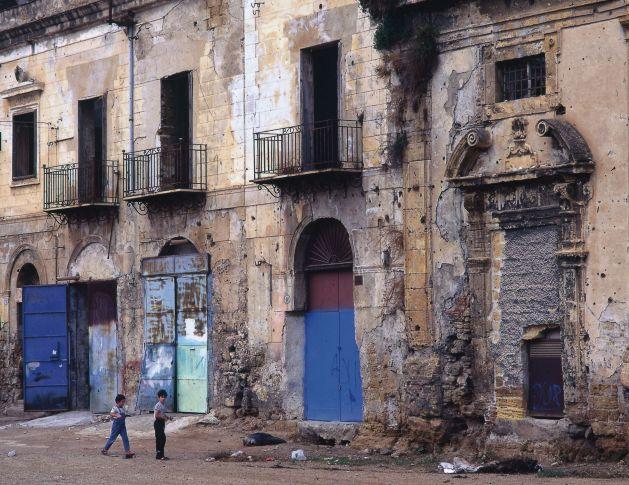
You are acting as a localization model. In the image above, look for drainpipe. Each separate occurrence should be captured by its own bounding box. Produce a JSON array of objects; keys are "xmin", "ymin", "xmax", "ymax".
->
[{"xmin": 128, "ymin": 22, "xmax": 135, "ymax": 156}]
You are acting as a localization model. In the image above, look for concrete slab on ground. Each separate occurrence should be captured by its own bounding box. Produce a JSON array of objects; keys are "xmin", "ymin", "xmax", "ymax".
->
[
  {"xmin": 298, "ymin": 420, "xmax": 360, "ymax": 443},
  {"xmin": 18, "ymin": 411, "xmax": 96, "ymax": 429},
  {"xmin": 79, "ymin": 413, "xmax": 204, "ymax": 438}
]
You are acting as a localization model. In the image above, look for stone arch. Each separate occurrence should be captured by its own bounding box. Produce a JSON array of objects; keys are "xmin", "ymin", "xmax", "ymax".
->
[
  {"xmin": 67, "ymin": 238, "xmax": 120, "ymax": 281},
  {"xmin": 159, "ymin": 236, "xmax": 200, "ymax": 256},
  {"xmin": 288, "ymin": 217, "xmax": 355, "ymax": 311},
  {"xmin": 5, "ymin": 244, "xmax": 47, "ymax": 293},
  {"xmin": 4, "ymin": 246, "xmax": 46, "ymax": 402}
]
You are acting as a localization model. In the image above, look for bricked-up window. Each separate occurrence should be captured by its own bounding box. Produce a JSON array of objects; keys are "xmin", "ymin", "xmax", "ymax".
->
[
  {"xmin": 528, "ymin": 329, "xmax": 564, "ymax": 418},
  {"xmin": 497, "ymin": 54, "xmax": 546, "ymax": 102},
  {"xmin": 12, "ymin": 111, "xmax": 37, "ymax": 180}
]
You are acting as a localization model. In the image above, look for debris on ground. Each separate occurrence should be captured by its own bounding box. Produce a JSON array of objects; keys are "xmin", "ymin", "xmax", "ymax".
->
[
  {"xmin": 439, "ymin": 457, "xmax": 479, "ymax": 474},
  {"xmin": 439, "ymin": 457, "xmax": 539, "ymax": 474},
  {"xmin": 197, "ymin": 410, "xmax": 220, "ymax": 427},
  {"xmin": 478, "ymin": 458, "xmax": 540, "ymax": 474},
  {"xmin": 7, "ymin": 450, "xmax": 16, "ymax": 457},
  {"xmin": 230, "ymin": 450, "xmax": 244, "ymax": 458},
  {"xmin": 291, "ymin": 449, "xmax": 306, "ymax": 461},
  {"xmin": 243, "ymin": 432, "xmax": 286, "ymax": 447}
]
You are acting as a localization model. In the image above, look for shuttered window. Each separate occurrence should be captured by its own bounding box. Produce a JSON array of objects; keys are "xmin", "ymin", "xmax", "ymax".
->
[
  {"xmin": 12, "ymin": 111, "xmax": 37, "ymax": 179},
  {"xmin": 528, "ymin": 333, "xmax": 564, "ymax": 418}
]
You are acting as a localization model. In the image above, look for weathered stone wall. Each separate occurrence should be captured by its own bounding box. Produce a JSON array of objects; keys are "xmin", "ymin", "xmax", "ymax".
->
[
  {"xmin": 0, "ymin": 0, "xmax": 626, "ymax": 460},
  {"xmin": 424, "ymin": 0, "xmax": 628, "ymax": 458}
]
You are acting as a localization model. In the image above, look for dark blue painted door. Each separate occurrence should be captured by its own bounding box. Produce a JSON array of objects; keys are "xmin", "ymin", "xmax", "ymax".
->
[
  {"xmin": 22, "ymin": 285, "xmax": 69, "ymax": 411},
  {"xmin": 304, "ymin": 270, "xmax": 362, "ymax": 422},
  {"xmin": 305, "ymin": 310, "xmax": 340, "ymax": 421}
]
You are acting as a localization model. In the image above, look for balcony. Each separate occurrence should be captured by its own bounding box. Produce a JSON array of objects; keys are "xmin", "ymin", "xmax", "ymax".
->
[
  {"xmin": 253, "ymin": 119, "xmax": 363, "ymax": 185},
  {"xmin": 43, "ymin": 160, "xmax": 119, "ymax": 214},
  {"xmin": 123, "ymin": 143, "xmax": 207, "ymax": 202}
]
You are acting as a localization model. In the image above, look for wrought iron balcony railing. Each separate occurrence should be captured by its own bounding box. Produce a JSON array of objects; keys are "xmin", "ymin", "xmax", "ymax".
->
[
  {"xmin": 253, "ymin": 119, "xmax": 363, "ymax": 181},
  {"xmin": 43, "ymin": 160, "xmax": 119, "ymax": 211},
  {"xmin": 123, "ymin": 143, "xmax": 207, "ymax": 199}
]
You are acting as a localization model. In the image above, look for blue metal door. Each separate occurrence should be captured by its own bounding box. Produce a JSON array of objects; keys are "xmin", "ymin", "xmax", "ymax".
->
[
  {"xmin": 22, "ymin": 285, "xmax": 69, "ymax": 411},
  {"xmin": 304, "ymin": 270, "xmax": 363, "ymax": 422}
]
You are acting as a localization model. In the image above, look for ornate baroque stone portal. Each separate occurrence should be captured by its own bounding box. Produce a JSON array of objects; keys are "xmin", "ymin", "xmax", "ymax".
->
[{"xmin": 446, "ymin": 118, "xmax": 593, "ymax": 424}]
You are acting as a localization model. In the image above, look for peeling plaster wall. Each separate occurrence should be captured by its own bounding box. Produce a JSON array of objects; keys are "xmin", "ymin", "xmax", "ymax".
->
[
  {"xmin": 425, "ymin": 0, "xmax": 628, "ymax": 457},
  {"xmin": 0, "ymin": 0, "xmax": 626, "ymax": 458}
]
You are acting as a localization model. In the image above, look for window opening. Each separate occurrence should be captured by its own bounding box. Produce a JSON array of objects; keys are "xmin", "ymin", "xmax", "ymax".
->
[
  {"xmin": 78, "ymin": 96, "xmax": 106, "ymax": 203},
  {"xmin": 301, "ymin": 43, "xmax": 339, "ymax": 168},
  {"xmin": 497, "ymin": 54, "xmax": 546, "ymax": 102},
  {"xmin": 528, "ymin": 328, "xmax": 564, "ymax": 418},
  {"xmin": 12, "ymin": 111, "xmax": 36, "ymax": 179},
  {"xmin": 160, "ymin": 72, "xmax": 192, "ymax": 189}
]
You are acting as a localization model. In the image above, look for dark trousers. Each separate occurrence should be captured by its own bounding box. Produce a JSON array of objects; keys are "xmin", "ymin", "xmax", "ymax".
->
[{"xmin": 154, "ymin": 419, "xmax": 166, "ymax": 458}]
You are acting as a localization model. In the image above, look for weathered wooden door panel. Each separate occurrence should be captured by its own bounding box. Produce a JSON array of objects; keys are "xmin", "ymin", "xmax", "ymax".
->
[
  {"xmin": 305, "ymin": 310, "xmax": 340, "ymax": 421},
  {"xmin": 23, "ymin": 285, "xmax": 70, "ymax": 411},
  {"xmin": 88, "ymin": 283, "xmax": 117, "ymax": 413}
]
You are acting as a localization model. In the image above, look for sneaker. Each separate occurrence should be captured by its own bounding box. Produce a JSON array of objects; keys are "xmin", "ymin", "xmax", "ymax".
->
[
  {"xmin": 125, "ymin": 452, "xmax": 135, "ymax": 459},
  {"xmin": 101, "ymin": 449, "xmax": 108, "ymax": 455},
  {"xmin": 159, "ymin": 456, "xmax": 170, "ymax": 461}
]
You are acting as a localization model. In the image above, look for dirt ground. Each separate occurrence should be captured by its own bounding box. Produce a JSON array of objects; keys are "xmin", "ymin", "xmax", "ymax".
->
[{"xmin": 0, "ymin": 413, "xmax": 626, "ymax": 485}]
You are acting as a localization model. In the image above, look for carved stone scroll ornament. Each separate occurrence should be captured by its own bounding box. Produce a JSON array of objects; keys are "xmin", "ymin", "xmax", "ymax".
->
[{"xmin": 445, "ymin": 128, "xmax": 492, "ymax": 179}]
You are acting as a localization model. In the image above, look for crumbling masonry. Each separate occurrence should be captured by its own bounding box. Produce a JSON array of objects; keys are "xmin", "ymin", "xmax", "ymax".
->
[{"xmin": 0, "ymin": 0, "xmax": 626, "ymax": 460}]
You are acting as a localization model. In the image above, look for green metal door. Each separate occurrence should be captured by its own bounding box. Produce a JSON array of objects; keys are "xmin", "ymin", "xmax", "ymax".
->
[{"xmin": 175, "ymin": 274, "xmax": 208, "ymax": 413}]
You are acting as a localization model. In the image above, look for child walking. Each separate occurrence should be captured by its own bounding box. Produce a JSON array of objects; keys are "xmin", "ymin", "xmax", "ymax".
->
[
  {"xmin": 154, "ymin": 389, "xmax": 172, "ymax": 460},
  {"xmin": 101, "ymin": 394, "xmax": 134, "ymax": 458}
]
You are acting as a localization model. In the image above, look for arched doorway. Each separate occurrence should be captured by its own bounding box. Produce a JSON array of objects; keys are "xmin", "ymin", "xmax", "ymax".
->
[
  {"xmin": 15, "ymin": 263, "xmax": 40, "ymax": 400},
  {"xmin": 302, "ymin": 219, "xmax": 363, "ymax": 421}
]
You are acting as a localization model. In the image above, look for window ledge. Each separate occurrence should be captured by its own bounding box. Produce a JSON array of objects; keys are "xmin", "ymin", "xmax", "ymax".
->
[
  {"xmin": 483, "ymin": 93, "xmax": 559, "ymax": 121},
  {"xmin": 11, "ymin": 178, "xmax": 39, "ymax": 188}
]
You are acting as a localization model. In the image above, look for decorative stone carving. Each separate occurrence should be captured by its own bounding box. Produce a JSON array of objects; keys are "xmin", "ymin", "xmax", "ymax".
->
[{"xmin": 505, "ymin": 118, "xmax": 537, "ymax": 168}]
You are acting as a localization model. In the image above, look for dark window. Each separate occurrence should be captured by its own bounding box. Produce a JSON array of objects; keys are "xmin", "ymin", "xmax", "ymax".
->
[
  {"xmin": 497, "ymin": 54, "xmax": 546, "ymax": 102},
  {"xmin": 78, "ymin": 96, "xmax": 106, "ymax": 203},
  {"xmin": 301, "ymin": 43, "xmax": 339, "ymax": 168},
  {"xmin": 12, "ymin": 111, "xmax": 36, "ymax": 179},
  {"xmin": 160, "ymin": 72, "xmax": 192, "ymax": 188},
  {"xmin": 528, "ymin": 329, "xmax": 564, "ymax": 418}
]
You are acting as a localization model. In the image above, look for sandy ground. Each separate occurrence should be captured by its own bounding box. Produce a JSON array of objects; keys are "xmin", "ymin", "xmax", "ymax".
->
[{"xmin": 0, "ymin": 413, "xmax": 626, "ymax": 485}]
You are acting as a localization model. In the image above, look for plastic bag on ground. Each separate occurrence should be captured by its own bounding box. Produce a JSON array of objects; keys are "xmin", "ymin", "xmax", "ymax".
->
[{"xmin": 291, "ymin": 449, "xmax": 306, "ymax": 461}]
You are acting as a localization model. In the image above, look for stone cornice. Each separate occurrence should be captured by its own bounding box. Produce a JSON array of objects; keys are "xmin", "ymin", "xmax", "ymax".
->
[
  {"xmin": 0, "ymin": 80, "xmax": 43, "ymax": 99},
  {"xmin": 0, "ymin": 0, "xmax": 168, "ymax": 52}
]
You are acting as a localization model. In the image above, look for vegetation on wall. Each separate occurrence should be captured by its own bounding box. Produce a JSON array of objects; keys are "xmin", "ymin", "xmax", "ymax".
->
[{"xmin": 359, "ymin": 0, "xmax": 439, "ymax": 165}]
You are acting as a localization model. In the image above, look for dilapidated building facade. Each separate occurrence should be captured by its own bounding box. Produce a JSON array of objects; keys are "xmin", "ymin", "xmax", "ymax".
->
[{"xmin": 0, "ymin": 0, "xmax": 626, "ymax": 460}]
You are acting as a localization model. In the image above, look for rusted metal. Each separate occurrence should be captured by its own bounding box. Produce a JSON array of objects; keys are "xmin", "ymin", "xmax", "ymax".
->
[
  {"xmin": 87, "ymin": 282, "xmax": 118, "ymax": 413},
  {"xmin": 138, "ymin": 254, "xmax": 211, "ymax": 413}
]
